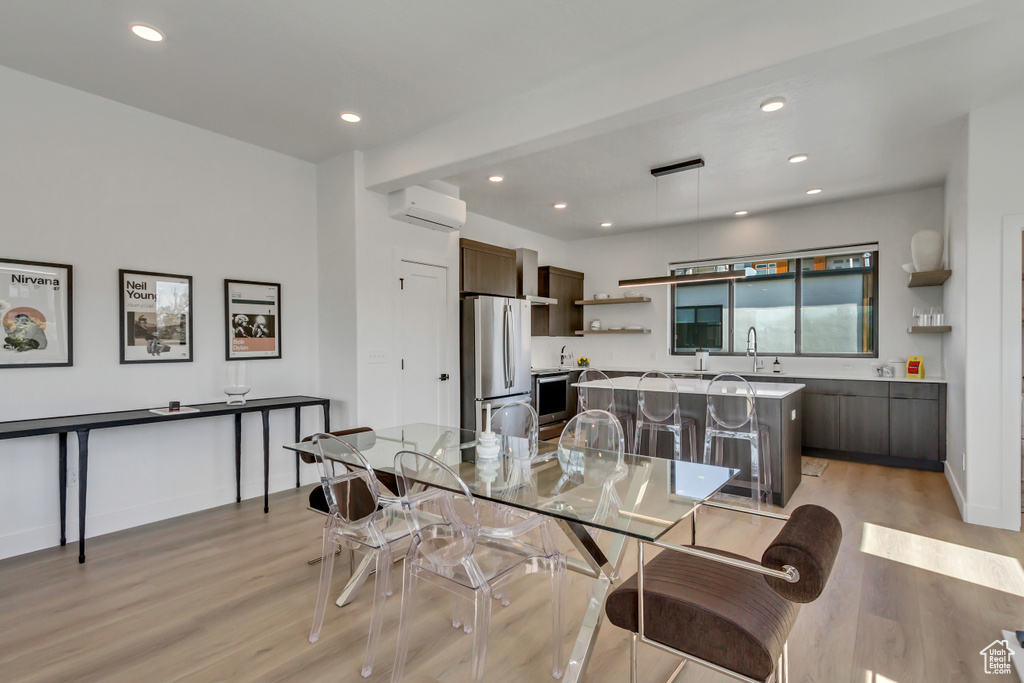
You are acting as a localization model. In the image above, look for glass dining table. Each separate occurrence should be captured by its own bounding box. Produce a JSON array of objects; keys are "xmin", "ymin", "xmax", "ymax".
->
[{"xmin": 285, "ymin": 423, "xmax": 738, "ymax": 683}]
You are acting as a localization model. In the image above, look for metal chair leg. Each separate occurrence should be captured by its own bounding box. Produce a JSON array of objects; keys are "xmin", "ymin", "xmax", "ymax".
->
[{"xmin": 630, "ymin": 632, "xmax": 638, "ymax": 683}]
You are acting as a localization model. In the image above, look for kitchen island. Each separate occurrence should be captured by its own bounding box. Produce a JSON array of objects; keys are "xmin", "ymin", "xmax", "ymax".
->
[{"xmin": 575, "ymin": 376, "xmax": 803, "ymax": 506}]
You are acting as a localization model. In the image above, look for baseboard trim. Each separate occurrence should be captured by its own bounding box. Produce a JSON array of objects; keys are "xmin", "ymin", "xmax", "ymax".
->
[
  {"xmin": 944, "ymin": 462, "xmax": 966, "ymax": 519},
  {"xmin": 0, "ymin": 473, "xmax": 310, "ymax": 561}
]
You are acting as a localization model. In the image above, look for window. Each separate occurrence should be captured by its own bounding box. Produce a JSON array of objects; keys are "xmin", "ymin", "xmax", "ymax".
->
[{"xmin": 670, "ymin": 247, "xmax": 877, "ymax": 357}]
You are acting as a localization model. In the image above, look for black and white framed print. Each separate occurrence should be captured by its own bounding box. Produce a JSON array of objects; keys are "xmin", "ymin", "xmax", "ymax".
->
[
  {"xmin": 119, "ymin": 269, "xmax": 193, "ymax": 364},
  {"xmin": 225, "ymin": 279, "xmax": 281, "ymax": 360},
  {"xmin": 0, "ymin": 257, "xmax": 73, "ymax": 368}
]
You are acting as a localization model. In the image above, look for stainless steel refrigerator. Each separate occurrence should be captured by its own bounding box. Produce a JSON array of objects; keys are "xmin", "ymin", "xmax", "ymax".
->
[{"xmin": 460, "ymin": 296, "xmax": 532, "ymax": 432}]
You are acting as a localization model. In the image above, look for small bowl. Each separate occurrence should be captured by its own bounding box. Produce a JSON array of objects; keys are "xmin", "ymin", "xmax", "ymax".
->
[
  {"xmin": 594, "ymin": 293, "xmax": 610, "ymax": 300},
  {"xmin": 901, "ymin": 263, "xmax": 915, "ymax": 274}
]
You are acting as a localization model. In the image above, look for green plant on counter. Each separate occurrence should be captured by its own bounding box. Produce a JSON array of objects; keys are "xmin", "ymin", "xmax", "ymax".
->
[{"xmin": 577, "ymin": 357, "xmax": 590, "ymax": 367}]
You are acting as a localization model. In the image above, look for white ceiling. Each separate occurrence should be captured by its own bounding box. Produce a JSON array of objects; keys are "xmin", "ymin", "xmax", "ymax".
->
[
  {"xmin": 445, "ymin": 13, "xmax": 1024, "ymax": 239},
  {"xmin": 0, "ymin": 0, "xmax": 721, "ymax": 162},
  {"xmin": 1, "ymin": 1, "xmax": 1022, "ymax": 239}
]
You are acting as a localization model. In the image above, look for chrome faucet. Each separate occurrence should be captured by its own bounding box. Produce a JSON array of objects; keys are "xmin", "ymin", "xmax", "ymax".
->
[
  {"xmin": 560, "ymin": 345, "xmax": 567, "ymax": 367},
  {"xmin": 746, "ymin": 326, "xmax": 758, "ymax": 372}
]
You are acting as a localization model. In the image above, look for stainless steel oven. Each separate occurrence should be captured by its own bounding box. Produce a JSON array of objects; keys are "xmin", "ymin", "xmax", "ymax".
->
[{"xmin": 534, "ymin": 372, "xmax": 569, "ymax": 426}]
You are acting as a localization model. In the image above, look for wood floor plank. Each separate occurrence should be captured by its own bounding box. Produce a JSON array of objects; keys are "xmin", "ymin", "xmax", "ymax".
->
[{"xmin": 1, "ymin": 461, "xmax": 1022, "ymax": 682}]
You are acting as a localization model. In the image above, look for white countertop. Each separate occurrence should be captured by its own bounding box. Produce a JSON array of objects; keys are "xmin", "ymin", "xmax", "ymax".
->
[
  {"xmin": 575, "ymin": 376, "xmax": 804, "ymax": 399},
  {"xmin": 539, "ymin": 365, "xmax": 946, "ymax": 384}
]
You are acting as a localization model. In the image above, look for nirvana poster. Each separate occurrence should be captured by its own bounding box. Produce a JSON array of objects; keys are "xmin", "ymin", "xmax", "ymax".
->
[{"xmin": 0, "ymin": 258, "xmax": 73, "ymax": 368}]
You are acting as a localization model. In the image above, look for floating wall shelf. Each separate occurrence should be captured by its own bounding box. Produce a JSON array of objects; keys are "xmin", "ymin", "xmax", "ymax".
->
[
  {"xmin": 907, "ymin": 325, "xmax": 952, "ymax": 334},
  {"xmin": 575, "ymin": 297, "xmax": 651, "ymax": 305},
  {"xmin": 575, "ymin": 328, "xmax": 651, "ymax": 335},
  {"xmin": 907, "ymin": 270, "xmax": 951, "ymax": 287}
]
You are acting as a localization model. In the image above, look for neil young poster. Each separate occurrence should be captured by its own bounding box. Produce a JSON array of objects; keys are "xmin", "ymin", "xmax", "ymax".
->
[
  {"xmin": 0, "ymin": 258, "xmax": 73, "ymax": 368},
  {"xmin": 119, "ymin": 269, "xmax": 193, "ymax": 364}
]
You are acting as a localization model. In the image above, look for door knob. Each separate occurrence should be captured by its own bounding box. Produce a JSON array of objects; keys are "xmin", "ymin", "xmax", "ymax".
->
[{"xmin": 438, "ymin": 373, "xmax": 450, "ymax": 381}]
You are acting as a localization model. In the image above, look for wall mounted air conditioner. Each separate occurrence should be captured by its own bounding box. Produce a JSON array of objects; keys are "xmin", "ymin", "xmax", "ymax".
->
[{"xmin": 387, "ymin": 186, "xmax": 466, "ymax": 232}]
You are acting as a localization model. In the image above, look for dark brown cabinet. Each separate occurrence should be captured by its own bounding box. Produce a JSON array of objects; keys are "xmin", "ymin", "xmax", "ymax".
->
[
  {"xmin": 801, "ymin": 394, "xmax": 839, "ymax": 450},
  {"xmin": 460, "ymin": 239, "xmax": 516, "ymax": 297},
  {"xmin": 889, "ymin": 398, "xmax": 940, "ymax": 461},
  {"xmin": 532, "ymin": 266, "xmax": 584, "ymax": 337},
  {"xmin": 839, "ymin": 395, "xmax": 890, "ymax": 455}
]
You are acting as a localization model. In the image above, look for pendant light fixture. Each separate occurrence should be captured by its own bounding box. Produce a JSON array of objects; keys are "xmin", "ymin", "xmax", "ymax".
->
[{"xmin": 618, "ymin": 157, "xmax": 754, "ymax": 288}]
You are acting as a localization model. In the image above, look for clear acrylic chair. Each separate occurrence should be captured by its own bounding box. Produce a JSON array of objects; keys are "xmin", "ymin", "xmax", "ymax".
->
[
  {"xmin": 702, "ymin": 374, "xmax": 773, "ymax": 517},
  {"xmin": 578, "ymin": 368, "xmax": 634, "ymax": 447},
  {"xmin": 391, "ymin": 450, "xmax": 567, "ymax": 683},
  {"xmin": 482, "ymin": 401, "xmax": 544, "ymax": 610},
  {"xmin": 552, "ymin": 409, "xmax": 628, "ymax": 533},
  {"xmin": 490, "ymin": 400, "xmax": 541, "ymax": 517},
  {"xmin": 633, "ymin": 371, "xmax": 698, "ymax": 461},
  {"xmin": 307, "ymin": 433, "xmax": 412, "ymax": 678}
]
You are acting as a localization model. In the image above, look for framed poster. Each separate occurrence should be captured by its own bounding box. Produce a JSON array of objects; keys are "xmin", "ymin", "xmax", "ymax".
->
[
  {"xmin": 225, "ymin": 279, "xmax": 281, "ymax": 360},
  {"xmin": 0, "ymin": 258, "xmax": 73, "ymax": 368},
  {"xmin": 119, "ymin": 269, "xmax": 193, "ymax": 364}
]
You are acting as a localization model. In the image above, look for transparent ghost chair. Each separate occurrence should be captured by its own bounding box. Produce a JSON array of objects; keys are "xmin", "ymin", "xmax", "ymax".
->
[
  {"xmin": 307, "ymin": 433, "xmax": 412, "ymax": 679},
  {"xmin": 633, "ymin": 371, "xmax": 698, "ymax": 461},
  {"xmin": 702, "ymin": 373, "xmax": 773, "ymax": 518},
  {"xmin": 490, "ymin": 400, "xmax": 541, "ymax": 514},
  {"xmin": 551, "ymin": 409, "xmax": 628, "ymax": 534},
  {"xmin": 577, "ymin": 368, "xmax": 634, "ymax": 447},
  {"xmin": 391, "ymin": 450, "xmax": 567, "ymax": 682}
]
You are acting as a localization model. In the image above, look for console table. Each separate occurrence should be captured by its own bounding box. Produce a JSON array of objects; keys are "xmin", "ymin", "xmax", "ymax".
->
[{"xmin": 0, "ymin": 395, "xmax": 330, "ymax": 563}]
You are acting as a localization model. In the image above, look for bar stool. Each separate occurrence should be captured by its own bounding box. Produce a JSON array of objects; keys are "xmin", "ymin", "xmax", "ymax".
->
[
  {"xmin": 702, "ymin": 373, "xmax": 773, "ymax": 514},
  {"xmin": 633, "ymin": 371, "xmax": 698, "ymax": 461},
  {"xmin": 578, "ymin": 368, "xmax": 634, "ymax": 448}
]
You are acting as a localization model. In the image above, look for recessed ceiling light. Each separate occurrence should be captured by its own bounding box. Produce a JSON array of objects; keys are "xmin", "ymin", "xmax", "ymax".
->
[
  {"xmin": 489, "ymin": 176, "xmax": 503, "ymax": 183},
  {"xmin": 734, "ymin": 210, "xmax": 749, "ymax": 216},
  {"xmin": 760, "ymin": 98, "xmax": 785, "ymax": 113},
  {"xmin": 553, "ymin": 203, "xmax": 567, "ymax": 209},
  {"xmin": 788, "ymin": 154, "xmax": 809, "ymax": 163},
  {"xmin": 131, "ymin": 25, "xmax": 163, "ymax": 42},
  {"xmin": 806, "ymin": 188, "xmax": 822, "ymax": 195},
  {"xmin": 340, "ymin": 112, "xmax": 361, "ymax": 123},
  {"xmin": 600, "ymin": 222, "xmax": 612, "ymax": 227}
]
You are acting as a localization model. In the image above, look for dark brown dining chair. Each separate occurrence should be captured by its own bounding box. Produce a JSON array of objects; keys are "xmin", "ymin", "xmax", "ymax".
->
[{"xmin": 606, "ymin": 504, "xmax": 842, "ymax": 683}]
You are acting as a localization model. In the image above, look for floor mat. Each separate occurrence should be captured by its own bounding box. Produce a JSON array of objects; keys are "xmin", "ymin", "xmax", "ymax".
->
[{"xmin": 801, "ymin": 456, "xmax": 830, "ymax": 477}]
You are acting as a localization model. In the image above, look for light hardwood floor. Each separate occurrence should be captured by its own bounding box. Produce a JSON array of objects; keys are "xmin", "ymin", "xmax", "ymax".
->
[{"xmin": 1, "ymin": 460, "xmax": 1022, "ymax": 683}]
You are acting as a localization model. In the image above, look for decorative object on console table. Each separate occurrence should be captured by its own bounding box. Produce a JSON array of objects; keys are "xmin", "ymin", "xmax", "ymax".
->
[
  {"xmin": 225, "ymin": 279, "xmax": 281, "ymax": 360},
  {"xmin": 0, "ymin": 257, "xmax": 73, "ymax": 368},
  {"xmin": 910, "ymin": 229, "xmax": 944, "ymax": 272},
  {"xmin": 119, "ymin": 269, "xmax": 193, "ymax": 364},
  {"xmin": 225, "ymin": 361, "xmax": 251, "ymax": 405}
]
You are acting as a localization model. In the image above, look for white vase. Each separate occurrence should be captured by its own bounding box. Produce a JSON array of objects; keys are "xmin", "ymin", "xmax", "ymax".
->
[{"xmin": 911, "ymin": 230, "xmax": 943, "ymax": 272}]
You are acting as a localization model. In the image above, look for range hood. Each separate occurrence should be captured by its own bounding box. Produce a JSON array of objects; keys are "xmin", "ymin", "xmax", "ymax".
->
[{"xmin": 516, "ymin": 248, "xmax": 557, "ymax": 305}]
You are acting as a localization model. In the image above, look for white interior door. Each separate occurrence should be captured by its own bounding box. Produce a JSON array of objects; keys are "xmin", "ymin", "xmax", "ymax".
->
[{"xmin": 398, "ymin": 260, "xmax": 450, "ymax": 426}]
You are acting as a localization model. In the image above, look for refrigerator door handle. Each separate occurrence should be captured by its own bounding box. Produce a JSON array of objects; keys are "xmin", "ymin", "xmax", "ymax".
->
[
  {"xmin": 507, "ymin": 304, "xmax": 516, "ymax": 389},
  {"xmin": 502, "ymin": 303, "xmax": 511, "ymax": 389}
]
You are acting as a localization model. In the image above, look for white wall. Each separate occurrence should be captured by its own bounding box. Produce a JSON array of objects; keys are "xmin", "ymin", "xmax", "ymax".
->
[
  {"xmin": 556, "ymin": 188, "xmax": 946, "ymax": 378},
  {"xmin": 961, "ymin": 93, "xmax": 1024, "ymax": 530},
  {"xmin": 0, "ymin": 66, "xmax": 321, "ymax": 560},
  {"xmin": 943, "ymin": 119, "xmax": 969, "ymax": 514},
  {"xmin": 316, "ymin": 153, "xmax": 359, "ymax": 429},
  {"xmin": 348, "ymin": 163, "xmax": 570, "ymax": 428}
]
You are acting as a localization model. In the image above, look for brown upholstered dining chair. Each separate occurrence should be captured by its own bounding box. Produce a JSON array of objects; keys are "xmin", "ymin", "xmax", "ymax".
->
[{"xmin": 606, "ymin": 504, "xmax": 842, "ymax": 683}]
